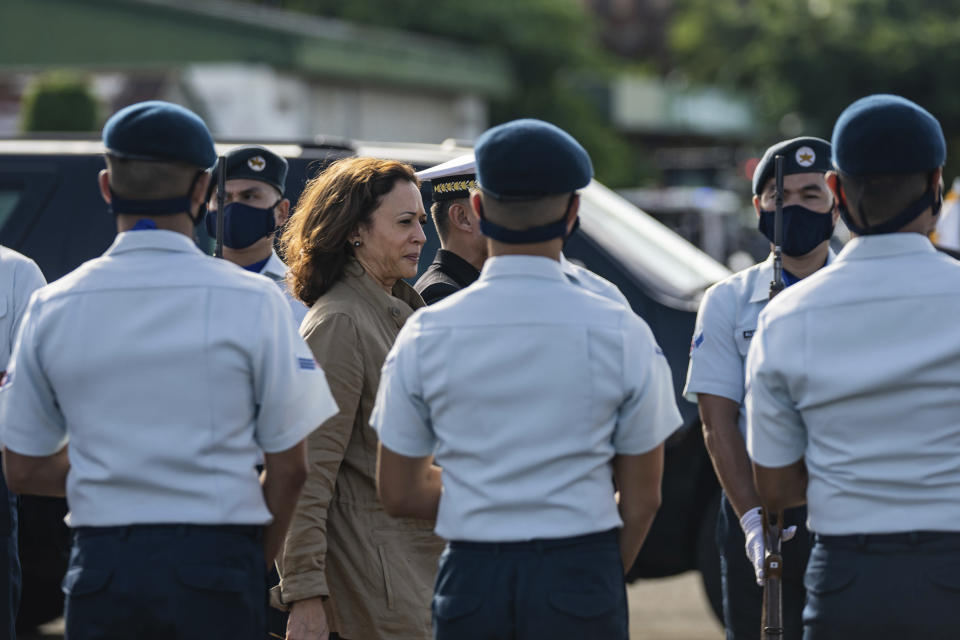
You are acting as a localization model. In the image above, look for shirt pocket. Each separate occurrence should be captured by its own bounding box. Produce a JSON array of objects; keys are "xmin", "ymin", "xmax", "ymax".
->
[{"xmin": 734, "ymin": 325, "xmax": 756, "ymax": 359}]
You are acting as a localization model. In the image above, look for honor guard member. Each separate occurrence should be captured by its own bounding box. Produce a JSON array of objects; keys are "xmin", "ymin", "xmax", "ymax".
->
[
  {"xmin": 746, "ymin": 95, "xmax": 960, "ymax": 639},
  {"xmin": 0, "ymin": 101, "xmax": 338, "ymax": 640},
  {"xmin": 0, "ymin": 247, "xmax": 45, "ymax": 639},
  {"xmin": 416, "ymin": 153, "xmax": 629, "ymax": 306},
  {"xmin": 372, "ymin": 119, "xmax": 682, "ymax": 640},
  {"xmin": 414, "ymin": 154, "xmax": 486, "ymax": 304},
  {"xmin": 205, "ymin": 145, "xmax": 307, "ymax": 326},
  {"xmin": 684, "ymin": 136, "xmax": 837, "ymax": 640}
]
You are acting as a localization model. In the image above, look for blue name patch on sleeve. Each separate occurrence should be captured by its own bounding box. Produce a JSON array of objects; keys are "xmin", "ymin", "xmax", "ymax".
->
[{"xmin": 297, "ymin": 357, "xmax": 316, "ymax": 371}]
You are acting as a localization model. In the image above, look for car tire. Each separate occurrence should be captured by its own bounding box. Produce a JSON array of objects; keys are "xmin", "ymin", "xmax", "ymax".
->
[{"xmin": 696, "ymin": 490, "xmax": 723, "ymax": 622}]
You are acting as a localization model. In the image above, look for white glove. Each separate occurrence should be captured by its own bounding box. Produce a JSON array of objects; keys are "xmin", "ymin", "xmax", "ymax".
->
[{"xmin": 739, "ymin": 507, "xmax": 797, "ymax": 586}]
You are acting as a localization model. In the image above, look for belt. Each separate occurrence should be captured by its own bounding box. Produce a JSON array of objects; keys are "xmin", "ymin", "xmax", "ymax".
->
[
  {"xmin": 449, "ymin": 528, "xmax": 618, "ymax": 552},
  {"xmin": 816, "ymin": 531, "xmax": 960, "ymax": 547},
  {"xmin": 74, "ymin": 523, "xmax": 263, "ymax": 540}
]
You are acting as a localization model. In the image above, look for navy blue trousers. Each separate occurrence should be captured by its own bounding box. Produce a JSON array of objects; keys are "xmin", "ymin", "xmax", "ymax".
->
[
  {"xmin": 717, "ymin": 494, "xmax": 811, "ymax": 640},
  {"xmin": 0, "ymin": 462, "xmax": 20, "ymax": 640},
  {"xmin": 804, "ymin": 532, "xmax": 960, "ymax": 640},
  {"xmin": 432, "ymin": 529, "xmax": 628, "ymax": 640},
  {"xmin": 63, "ymin": 524, "xmax": 266, "ymax": 640}
]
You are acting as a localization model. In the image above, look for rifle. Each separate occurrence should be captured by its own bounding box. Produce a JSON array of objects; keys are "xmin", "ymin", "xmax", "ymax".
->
[
  {"xmin": 761, "ymin": 157, "xmax": 786, "ymax": 637},
  {"xmin": 760, "ymin": 508, "xmax": 784, "ymax": 638},
  {"xmin": 214, "ymin": 155, "xmax": 226, "ymax": 258},
  {"xmin": 769, "ymin": 154, "xmax": 785, "ymax": 299}
]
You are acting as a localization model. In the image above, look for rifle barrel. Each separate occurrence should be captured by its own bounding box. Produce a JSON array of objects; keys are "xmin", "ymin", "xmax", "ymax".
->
[
  {"xmin": 214, "ymin": 156, "xmax": 226, "ymax": 259},
  {"xmin": 770, "ymin": 155, "xmax": 785, "ymax": 299}
]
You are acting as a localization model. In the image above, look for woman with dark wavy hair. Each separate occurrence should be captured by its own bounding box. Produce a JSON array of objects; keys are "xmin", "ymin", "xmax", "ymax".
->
[{"xmin": 276, "ymin": 157, "xmax": 443, "ymax": 640}]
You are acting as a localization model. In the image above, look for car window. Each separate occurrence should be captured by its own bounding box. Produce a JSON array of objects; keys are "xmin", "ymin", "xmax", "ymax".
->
[
  {"xmin": 0, "ymin": 185, "xmax": 23, "ymax": 232},
  {"xmin": 578, "ymin": 181, "xmax": 731, "ymax": 301}
]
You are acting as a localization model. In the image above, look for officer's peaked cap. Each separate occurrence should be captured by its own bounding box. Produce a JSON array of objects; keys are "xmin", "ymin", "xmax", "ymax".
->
[
  {"xmin": 102, "ymin": 100, "xmax": 216, "ymax": 169},
  {"xmin": 752, "ymin": 137, "xmax": 831, "ymax": 196},
  {"xmin": 417, "ymin": 153, "xmax": 476, "ymax": 202},
  {"xmin": 831, "ymin": 94, "xmax": 945, "ymax": 176},
  {"xmin": 475, "ymin": 119, "xmax": 593, "ymax": 200},
  {"xmin": 216, "ymin": 145, "xmax": 289, "ymax": 195}
]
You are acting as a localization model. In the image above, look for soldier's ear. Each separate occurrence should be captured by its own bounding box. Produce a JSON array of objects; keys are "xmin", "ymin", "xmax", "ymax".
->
[
  {"xmin": 274, "ymin": 199, "xmax": 291, "ymax": 227},
  {"xmin": 449, "ymin": 203, "xmax": 474, "ymax": 232},
  {"xmin": 825, "ymin": 171, "xmax": 842, "ymax": 204},
  {"xmin": 471, "ymin": 192, "xmax": 485, "ymax": 219},
  {"xmin": 98, "ymin": 169, "xmax": 112, "ymax": 204},
  {"xmin": 752, "ymin": 194, "xmax": 761, "ymax": 218}
]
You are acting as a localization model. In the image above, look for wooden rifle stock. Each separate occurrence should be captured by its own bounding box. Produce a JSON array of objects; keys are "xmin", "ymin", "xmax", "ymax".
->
[{"xmin": 761, "ymin": 508, "xmax": 784, "ymax": 638}]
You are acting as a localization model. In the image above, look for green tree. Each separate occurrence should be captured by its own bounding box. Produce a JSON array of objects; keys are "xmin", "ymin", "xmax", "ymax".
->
[
  {"xmin": 243, "ymin": 0, "xmax": 639, "ymax": 186},
  {"xmin": 20, "ymin": 70, "xmax": 98, "ymax": 133},
  {"xmin": 671, "ymin": 0, "xmax": 960, "ymax": 155}
]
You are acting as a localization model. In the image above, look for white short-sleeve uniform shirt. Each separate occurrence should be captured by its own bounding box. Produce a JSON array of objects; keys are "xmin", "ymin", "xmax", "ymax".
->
[
  {"xmin": 0, "ymin": 246, "xmax": 46, "ymax": 372},
  {"xmin": 684, "ymin": 251, "xmax": 834, "ymax": 438},
  {"xmin": 372, "ymin": 255, "xmax": 682, "ymax": 542},
  {"xmin": 746, "ymin": 234, "xmax": 960, "ymax": 534},
  {"xmin": 559, "ymin": 253, "xmax": 630, "ymax": 307},
  {"xmin": 0, "ymin": 230, "xmax": 337, "ymax": 527},
  {"xmin": 260, "ymin": 249, "xmax": 308, "ymax": 327}
]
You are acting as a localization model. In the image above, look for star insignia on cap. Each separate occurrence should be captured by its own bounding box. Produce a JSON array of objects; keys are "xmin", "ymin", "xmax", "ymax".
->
[
  {"xmin": 795, "ymin": 146, "xmax": 816, "ymax": 167},
  {"xmin": 248, "ymin": 156, "xmax": 266, "ymax": 172}
]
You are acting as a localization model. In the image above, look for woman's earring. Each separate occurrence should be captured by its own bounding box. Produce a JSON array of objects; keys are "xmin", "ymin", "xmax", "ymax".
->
[{"xmin": 353, "ymin": 240, "xmax": 361, "ymax": 247}]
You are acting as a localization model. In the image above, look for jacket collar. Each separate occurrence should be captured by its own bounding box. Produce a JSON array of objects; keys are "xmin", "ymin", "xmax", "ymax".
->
[
  {"xmin": 434, "ymin": 249, "xmax": 481, "ymax": 287},
  {"xmin": 342, "ymin": 259, "xmax": 424, "ymax": 328},
  {"xmin": 105, "ymin": 230, "xmax": 204, "ymax": 257},
  {"xmin": 748, "ymin": 248, "xmax": 836, "ymax": 304}
]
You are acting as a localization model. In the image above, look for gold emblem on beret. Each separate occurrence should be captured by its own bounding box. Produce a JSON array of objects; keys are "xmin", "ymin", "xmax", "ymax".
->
[
  {"xmin": 248, "ymin": 156, "xmax": 266, "ymax": 172},
  {"xmin": 795, "ymin": 146, "xmax": 816, "ymax": 168}
]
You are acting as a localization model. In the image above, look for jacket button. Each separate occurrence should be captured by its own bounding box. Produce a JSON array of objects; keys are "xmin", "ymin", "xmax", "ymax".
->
[{"xmin": 390, "ymin": 307, "xmax": 401, "ymax": 317}]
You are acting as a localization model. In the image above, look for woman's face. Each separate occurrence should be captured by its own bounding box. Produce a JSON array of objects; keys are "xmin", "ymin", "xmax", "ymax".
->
[{"xmin": 352, "ymin": 180, "xmax": 427, "ymax": 289}]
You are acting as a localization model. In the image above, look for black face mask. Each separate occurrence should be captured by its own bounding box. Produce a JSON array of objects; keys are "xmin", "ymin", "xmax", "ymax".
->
[
  {"xmin": 758, "ymin": 204, "xmax": 835, "ymax": 257},
  {"xmin": 204, "ymin": 201, "xmax": 277, "ymax": 249}
]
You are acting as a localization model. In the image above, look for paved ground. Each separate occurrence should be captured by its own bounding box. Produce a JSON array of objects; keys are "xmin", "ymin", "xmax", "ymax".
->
[
  {"xmin": 628, "ymin": 571, "xmax": 724, "ymax": 639},
  {"xmin": 22, "ymin": 570, "xmax": 723, "ymax": 639}
]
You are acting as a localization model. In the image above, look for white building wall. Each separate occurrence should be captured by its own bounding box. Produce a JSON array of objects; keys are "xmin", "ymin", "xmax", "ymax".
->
[{"xmin": 184, "ymin": 63, "xmax": 486, "ymax": 143}]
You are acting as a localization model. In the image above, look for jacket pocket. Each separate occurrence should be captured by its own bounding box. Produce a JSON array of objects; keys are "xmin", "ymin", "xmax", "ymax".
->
[
  {"xmin": 62, "ymin": 566, "xmax": 112, "ymax": 597},
  {"xmin": 376, "ymin": 544, "xmax": 396, "ymax": 611},
  {"xmin": 176, "ymin": 565, "xmax": 247, "ymax": 593},
  {"xmin": 432, "ymin": 593, "xmax": 483, "ymax": 621}
]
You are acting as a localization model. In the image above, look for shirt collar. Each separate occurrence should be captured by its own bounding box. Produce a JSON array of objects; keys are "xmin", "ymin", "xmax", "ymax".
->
[
  {"xmin": 479, "ymin": 255, "xmax": 568, "ymax": 283},
  {"xmin": 260, "ymin": 250, "xmax": 288, "ymax": 280},
  {"xmin": 835, "ymin": 233, "xmax": 937, "ymax": 263},
  {"xmin": 748, "ymin": 248, "xmax": 836, "ymax": 304},
  {"xmin": 342, "ymin": 258, "xmax": 424, "ymax": 328},
  {"xmin": 104, "ymin": 230, "xmax": 204, "ymax": 257}
]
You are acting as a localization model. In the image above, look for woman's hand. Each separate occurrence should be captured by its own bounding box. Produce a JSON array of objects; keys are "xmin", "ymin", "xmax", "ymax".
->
[{"xmin": 286, "ymin": 596, "xmax": 329, "ymax": 640}]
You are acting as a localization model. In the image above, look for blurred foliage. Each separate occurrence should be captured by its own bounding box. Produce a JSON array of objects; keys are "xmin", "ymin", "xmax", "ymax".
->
[
  {"xmin": 240, "ymin": 0, "xmax": 641, "ymax": 186},
  {"xmin": 20, "ymin": 70, "xmax": 98, "ymax": 133},
  {"xmin": 670, "ymin": 0, "xmax": 960, "ymax": 153}
]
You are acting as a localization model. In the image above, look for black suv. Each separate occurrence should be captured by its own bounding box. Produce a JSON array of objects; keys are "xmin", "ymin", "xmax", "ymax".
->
[{"xmin": 0, "ymin": 136, "xmax": 731, "ymax": 628}]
